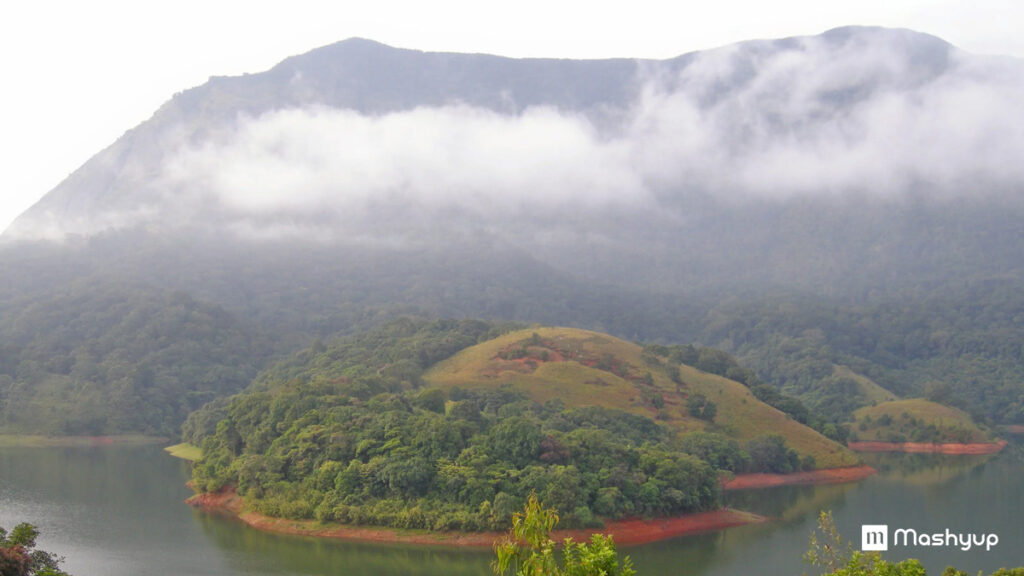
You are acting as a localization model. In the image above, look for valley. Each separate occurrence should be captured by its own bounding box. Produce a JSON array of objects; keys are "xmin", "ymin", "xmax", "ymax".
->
[{"xmin": 2, "ymin": 24, "xmax": 1023, "ymax": 575}]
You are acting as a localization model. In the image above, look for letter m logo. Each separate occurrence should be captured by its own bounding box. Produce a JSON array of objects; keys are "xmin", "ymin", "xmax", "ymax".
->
[{"xmin": 862, "ymin": 525, "xmax": 888, "ymax": 551}]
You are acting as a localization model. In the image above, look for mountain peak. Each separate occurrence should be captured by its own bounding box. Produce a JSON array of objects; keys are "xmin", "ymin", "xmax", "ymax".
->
[
  {"xmin": 6, "ymin": 26, "xmax": 1020, "ymax": 244},
  {"xmin": 278, "ymin": 36, "xmax": 404, "ymax": 62},
  {"xmin": 819, "ymin": 25, "xmax": 952, "ymax": 52},
  {"xmin": 825, "ymin": 24, "xmax": 948, "ymax": 39}
]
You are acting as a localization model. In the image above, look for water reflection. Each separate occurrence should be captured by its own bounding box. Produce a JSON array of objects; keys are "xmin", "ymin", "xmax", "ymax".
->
[
  {"xmin": 725, "ymin": 482, "xmax": 854, "ymax": 521},
  {"xmin": 629, "ymin": 438, "xmax": 1023, "ymax": 575},
  {"xmin": 1, "ymin": 440, "xmax": 1022, "ymax": 575},
  {"xmin": 862, "ymin": 451, "xmax": 994, "ymax": 487},
  {"xmin": 193, "ymin": 509, "xmax": 492, "ymax": 576}
]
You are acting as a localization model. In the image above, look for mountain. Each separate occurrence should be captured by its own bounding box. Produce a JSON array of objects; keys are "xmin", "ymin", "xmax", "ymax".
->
[
  {"xmin": 7, "ymin": 27, "xmax": 1024, "ymax": 290},
  {"xmin": 3, "ymin": 37, "xmax": 643, "ymax": 241},
  {"xmin": 3, "ymin": 27, "xmax": 1024, "ymax": 435}
]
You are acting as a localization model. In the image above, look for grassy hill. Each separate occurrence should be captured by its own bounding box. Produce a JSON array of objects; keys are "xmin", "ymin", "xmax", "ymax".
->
[
  {"xmin": 832, "ymin": 365, "xmax": 897, "ymax": 405},
  {"xmin": 425, "ymin": 327, "xmax": 858, "ymax": 469},
  {"xmin": 851, "ymin": 399, "xmax": 993, "ymax": 443}
]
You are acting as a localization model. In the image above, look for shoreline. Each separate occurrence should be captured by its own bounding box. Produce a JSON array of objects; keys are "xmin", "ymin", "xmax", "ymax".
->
[
  {"xmin": 187, "ymin": 488, "xmax": 765, "ymax": 547},
  {"xmin": 722, "ymin": 465, "xmax": 877, "ymax": 490},
  {"xmin": 188, "ymin": 466, "xmax": 879, "ymax": 546},
  {"xmin": 847, "ymin": 440, "xmax": 1007, "ymax": 454},
  {"xmin": 0, "ymin": 434, "xmax": 168, "ymax": 447},
  {"xmin": 165, "ymin": 442, "xmax": 202, "ymax": 461}
]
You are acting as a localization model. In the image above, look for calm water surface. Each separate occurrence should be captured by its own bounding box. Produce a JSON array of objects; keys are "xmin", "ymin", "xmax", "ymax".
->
[{"xmin": 1, "ymin": 439, "xmax": 1022, "ymax": 575}]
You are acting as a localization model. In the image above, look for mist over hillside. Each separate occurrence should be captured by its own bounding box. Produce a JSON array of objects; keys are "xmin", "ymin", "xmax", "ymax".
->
[
  {"xmin": 7, "ymin": 27, "xmax": 1024, "ymax": 291},
  {"xmin": 3, "ymin": 26, "xmax": 1024, "ymax": 433}
]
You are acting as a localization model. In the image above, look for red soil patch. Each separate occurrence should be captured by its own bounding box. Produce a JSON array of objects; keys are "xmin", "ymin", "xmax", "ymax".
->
[
  {"xmin": 188, "ymin": 488, "xmax": 763, "ymax": 547},
  {"xmin": 187, "ymin": 488, "xmax": 243, "ymax": 510},
  {"xmin": 1003, "ymin": 425, "xmax": 1024, "ymax": 435},
  {"xmin": 722, "ymin": 465, "xmax": 877, "ymax": 490},
  {"xmin": 487, "ymin": 338, "xmax": 644, "ymax": 384},
  {"xmin": 536, "ymin": 348, "xmax": 566, "ymax": 363},
  {"xmin": 847, "ymin": 440, "xmax": 1007, "ymax": 454},
  {"xmin": 484, "ymin": 344, "xmax": 568, "ymax": 377}
]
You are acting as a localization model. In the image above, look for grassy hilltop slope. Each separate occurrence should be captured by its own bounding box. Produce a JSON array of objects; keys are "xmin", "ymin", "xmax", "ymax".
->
[
  {"xmin": 851, "ymin": 398, "xmax": 994, "ymax": 444},
  {"xmin": 425, "ymin": 327, "xmax": 858, "ymax": 469},
  {"xmin": 832, "ymin": 366, "xmax": 898, "ymax": 405}
]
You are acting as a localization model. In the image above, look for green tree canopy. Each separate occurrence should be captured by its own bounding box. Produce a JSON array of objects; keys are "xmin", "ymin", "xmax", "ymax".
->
[{"xmin": 0, "ymin": 523, "xmax": 71, "ymax": 576}]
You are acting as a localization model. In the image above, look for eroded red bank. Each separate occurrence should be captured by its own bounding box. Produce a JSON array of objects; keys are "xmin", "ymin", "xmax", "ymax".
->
[
  {"xmin": 188, "ymin": 487, "xmax": 765, "ymax": 546},
  {"xmin": 847, "ymin": 440, "xmax": 1007, "ymax": 454},
  {"xmin": 188, "ymin": 465, "xmax": 889, "ymax": 545}
]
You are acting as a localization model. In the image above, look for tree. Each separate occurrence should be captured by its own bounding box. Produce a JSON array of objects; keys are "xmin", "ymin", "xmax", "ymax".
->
[
  {"xmin": 744, "ymin": 434, "xmax": 799, "ymax": 473},
  {"xmin": 487, "ymin": 417, "xmax": 543, "ymax": 467},
  {"xmin": 679, "ymin": 432, "xmax": 748, "ymax": 472},
  {"xmin": 0, "ymin": 523, "xmax": 71, "ymax": 576},
  {"xmin": 412, "ymin": 388, "xmax": 446, "ymax": 413},
  {"xmin": 686, "ymin": 394, "xmax": 716, "ymax": 422},
  {"xmin": 492, "ymin": 493, "xmax": 635, "ymax": 576}
]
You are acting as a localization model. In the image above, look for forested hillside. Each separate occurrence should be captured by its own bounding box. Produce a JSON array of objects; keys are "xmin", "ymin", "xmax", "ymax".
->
[
  {"xmin": 186, "ymin": 320, "xmax": 855, "ymax": 532},
  {"xmin": 0, "ymin": 280, "xmax": 268, "ymax": 435},
  {"xmin": 700, "ymin": 281, "xmax": 1024, "ymax": 424}
]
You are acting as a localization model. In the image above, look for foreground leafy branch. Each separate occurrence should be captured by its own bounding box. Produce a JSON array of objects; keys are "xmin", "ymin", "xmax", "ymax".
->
[
  {"xmin": 493, "ymin": 494, "xmax": 635, "ymax": 576},
  {"xmin": 0, "ymin": 523, "xmax": 71, "ymax": 576}
]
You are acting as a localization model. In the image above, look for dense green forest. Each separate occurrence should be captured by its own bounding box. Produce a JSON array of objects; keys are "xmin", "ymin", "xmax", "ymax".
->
[
  {"xmin": 0, "ymin": 280, "xmax": 268, "ymax": 435},
  {"xmin": 699, "ymin": 280, "xmax": 1024, "ymax": 424},
  {"xmin": 3, "ymin": 234, "xmax": 1023, "ymax": 439},
  {"xmin": 188, "ymin": 319, "xmax": 816, "ymax": 531}
]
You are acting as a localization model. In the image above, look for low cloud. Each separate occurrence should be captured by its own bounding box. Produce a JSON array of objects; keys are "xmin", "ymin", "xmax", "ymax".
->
[
  {"xmin": 163, "ymin": 105, "xmax": 647, "ymax": 223},
  {"xmin": 18, "ymin": 29, "xmax": 1024, "ymax": 243},
  {"xmin": 632, "ymin": 31, "xmax": 1024, "ymax": 201}
]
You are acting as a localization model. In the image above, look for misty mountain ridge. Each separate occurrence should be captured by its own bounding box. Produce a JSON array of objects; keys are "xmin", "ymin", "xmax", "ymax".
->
[
  {"xmin": 5, "ymin": 26, "xmax": 1023, "ymax": 300},
  {"xmin": 7, "ymin": 26, "xmax": 1023, "ymax": 243}
]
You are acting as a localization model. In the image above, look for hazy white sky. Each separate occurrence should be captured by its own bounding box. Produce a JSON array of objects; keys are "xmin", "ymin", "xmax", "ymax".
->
[{"xmin": 1, "ymin": 0, "xmax": 1022, "ymax": 233}]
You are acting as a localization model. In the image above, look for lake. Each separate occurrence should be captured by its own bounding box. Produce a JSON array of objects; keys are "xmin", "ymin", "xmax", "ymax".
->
[{"xmin": 1, "ymin": 438, "xmax": 1021, "ymax": 575}]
